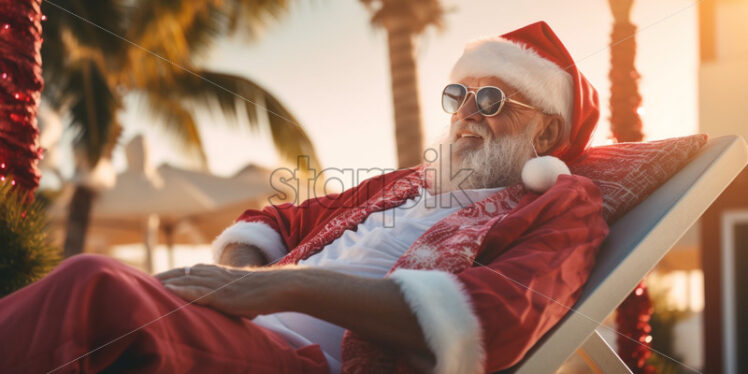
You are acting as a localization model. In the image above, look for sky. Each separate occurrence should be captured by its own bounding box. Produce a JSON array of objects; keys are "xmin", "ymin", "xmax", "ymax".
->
[{"xmin": 51, "ymin": 0, "xmax": 700, "ymax": 183}]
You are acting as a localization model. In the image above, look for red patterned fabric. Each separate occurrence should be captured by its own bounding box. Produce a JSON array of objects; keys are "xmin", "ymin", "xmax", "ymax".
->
[
  {"xmin": 237, "ymin": 167, "xmax": 608, "ymax": 373},
  {"xmin": 569, "ymin": 134, "xmax": 708, "ymax": 222},
  {"xmin": 228, "ymin": 135, "xmax": 706, "ymax": 372},
  {"xmin": 236, "ymin": 167, "xmax": 424, "ymax": 264}
]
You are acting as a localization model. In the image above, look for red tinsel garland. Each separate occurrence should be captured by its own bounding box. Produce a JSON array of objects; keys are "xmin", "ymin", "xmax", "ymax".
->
[
  {"xmin": 608, "ymin": 3, "xmax": 654, "ymax": 372},
  {"xmin": 617, "ymin": 281, "xmax": 656, "ymax": 373},
  {"xmin": 609, "ymin": 21, "xmax": 644, "ymax": 143},
  {"xmin": 0, "ymin": 0, "xmax": 44, "ymax": 199}
]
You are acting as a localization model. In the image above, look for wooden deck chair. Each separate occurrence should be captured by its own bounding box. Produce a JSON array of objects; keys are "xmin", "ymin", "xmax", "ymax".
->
[{"xmin": 503, "ymin": 135, "xmax": 748, "ymax": 374}]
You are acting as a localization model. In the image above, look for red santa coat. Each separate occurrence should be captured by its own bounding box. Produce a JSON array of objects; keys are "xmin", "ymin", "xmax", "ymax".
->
[{"xmin": 212, "ymin": 164, "xmax": 609, "ymax": 374}]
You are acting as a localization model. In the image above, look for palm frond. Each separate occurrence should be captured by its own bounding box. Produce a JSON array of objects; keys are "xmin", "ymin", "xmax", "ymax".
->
[
  {"xmin": 61, "ymin": 59, "xmax": 122, "ymax": 167},
  {"xmin": 41, "ymin": 0, "xmax": 315, "ymax": 172},
  {"xmin": 262, "ymin": 88, "xmax": 320, "ymax": 171},
  {"xmin": 141, "ymin": 92, "xmax": 209, "ymax": 168},
  {"xmin": 124, "ymin": 0, "xmax": 226, "ymax": 85},
  {"xmin": 145, "ymin": 70, "xmax": 320, "ymax": 169},
  {"xmin": 41, "ymin": 0, "xmax": 131, "ymax": 69},
  {"xmin": 224, "ymin": 0, "xmax": 295, "ymax": 39},
  {"xmin": 124, "ymin": 0, "xmax": 296, "ymax": 87}
]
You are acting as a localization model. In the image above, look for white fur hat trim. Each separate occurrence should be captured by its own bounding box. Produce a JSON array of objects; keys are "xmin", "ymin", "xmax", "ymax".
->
[
  {"xmin": 521, "ymin": 155, "xmax": 571, "ymax": 193},
  {"xmin": 449, "ymin": 37, "xmax": 574, "ymax": 135}
]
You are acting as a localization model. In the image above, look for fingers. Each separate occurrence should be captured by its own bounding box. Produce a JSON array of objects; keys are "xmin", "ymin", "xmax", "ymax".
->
[
  {"xmin": 161, "ymin": 274, "xmax": 227, "ymax": 291},
  {"xmin": 158, "ymin": 264, "xmax": 247, "ymax": 301},
  {"xmin": 163, "ymin": 284, "xmax": 216, "ymax": 304},
  {"xmin": 161, "ymin": 274, "xmax": 208, "ymax": 287},
  {"xmin": 154, "ymin": 263, "xmax": 220, "ymax": 281},
  {"xmin": 153, "ymin": 267, "xmax": 186, "ymax": 280},
  {"xmin": 159, "ymin": 266, "xmax": 273, "ymax": 318}
]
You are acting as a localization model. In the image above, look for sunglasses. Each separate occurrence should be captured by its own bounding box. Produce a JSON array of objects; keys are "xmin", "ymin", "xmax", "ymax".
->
[{"xmin": 441, "ymin": 83, "xmax": 538, "ymax": 117}]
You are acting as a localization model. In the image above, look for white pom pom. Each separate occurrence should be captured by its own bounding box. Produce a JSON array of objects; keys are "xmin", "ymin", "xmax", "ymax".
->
[{"xmin": 521, "ymin": 156, "xmax": 571, "ymax": 193}]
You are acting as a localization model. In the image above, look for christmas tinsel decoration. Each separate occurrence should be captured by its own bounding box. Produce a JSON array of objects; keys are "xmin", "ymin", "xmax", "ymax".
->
[
  {"xmin": 608, "ymin": 1, "xmax": 654, "ymax": 372},
  {"xmin": 609, "ymin": 17, "xmax": 644, "ymax": 142},
  {"xmin": 0, "ymin": 0, "xmax": 44, "ymax": 198},
  {"xmin": 0, "ymin": 0, "xmax": 58, "ymax": 297},
  {"xmin": 616, "ymin": 281, "xmax": 656, "ymax": 374}
]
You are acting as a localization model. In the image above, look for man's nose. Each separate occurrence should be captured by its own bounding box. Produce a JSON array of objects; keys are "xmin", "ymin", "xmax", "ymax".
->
[{"xmin": 455, "ymin": 92, "xmax": 484, "ymax": 123}]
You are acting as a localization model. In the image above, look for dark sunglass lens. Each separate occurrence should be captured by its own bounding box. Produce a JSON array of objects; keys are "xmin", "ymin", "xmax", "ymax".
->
[
  {"xmin": 476, "ymin": 87, "xmax": 503, "ymax": 115},
  {"xmin": 442, "ymin": 84, "xmax": 466, "ymax": 113}
]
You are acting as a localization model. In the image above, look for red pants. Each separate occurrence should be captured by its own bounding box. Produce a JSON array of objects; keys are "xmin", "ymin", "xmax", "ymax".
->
[{"xmin": 0, "ymin": 254, "xmax": 329, "ymax": 373}]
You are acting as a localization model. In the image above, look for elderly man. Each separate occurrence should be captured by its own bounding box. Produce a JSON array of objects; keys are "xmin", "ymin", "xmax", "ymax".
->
[{"xmin": 0, "ymin": 21, "xmax": 607, "ymax": 374}]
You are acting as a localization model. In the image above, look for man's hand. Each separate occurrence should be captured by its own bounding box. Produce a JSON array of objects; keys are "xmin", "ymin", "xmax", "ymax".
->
[
  {"xmin": 154, "ymin": 264, "xmax": 291, "ymax": 319},
  {"xmin": 155, "ymin": 265, "xmax": 434, "ymax": 364},
  {"xmin": 218, "ymin": 243, "xmax": 268, "ymax": 267}
]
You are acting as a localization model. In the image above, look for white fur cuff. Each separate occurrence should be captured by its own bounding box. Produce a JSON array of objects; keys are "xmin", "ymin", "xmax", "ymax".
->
[
  {"xmin": 211, "ymin": 221, "xmax": 287, "ymax": 264},
  {"xmin": 388, "ymin": 269, "xmax": 485, "ymax": 374}
]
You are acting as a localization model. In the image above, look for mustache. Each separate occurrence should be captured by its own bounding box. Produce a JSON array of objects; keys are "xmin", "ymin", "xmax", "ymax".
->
[{"xmin": 448, "ymin": 120, "xmax": 492, "ymax": 142}]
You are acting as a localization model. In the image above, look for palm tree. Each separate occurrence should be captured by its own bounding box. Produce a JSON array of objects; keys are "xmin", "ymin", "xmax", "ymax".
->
[
  {"xmin": 608, "ymin": 0, "xmax": 643, "ymax": 142},
  {"xmin": 608, "ymin": 1, "xmax": 652, "ymax": 373},
  {"xmin": 360, "ymin": 0, "xmax": 444, "ymax": 169},
  {"xmin": 41, "ymin": 0, "xmax": 320, "ymax": 256}
]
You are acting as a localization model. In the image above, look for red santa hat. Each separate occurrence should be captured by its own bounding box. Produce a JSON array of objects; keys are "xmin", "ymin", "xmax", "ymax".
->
[{"xmin": 449, "ymin": 21, "xmax": 600, "ymax": 193}]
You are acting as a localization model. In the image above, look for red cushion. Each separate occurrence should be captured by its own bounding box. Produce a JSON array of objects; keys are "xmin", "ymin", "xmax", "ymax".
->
[{"xmin": 569, "ymin": 134, "xmax": 708, "ymax": 222}]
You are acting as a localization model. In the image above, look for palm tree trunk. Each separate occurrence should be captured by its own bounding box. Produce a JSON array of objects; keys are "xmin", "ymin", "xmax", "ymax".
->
[
  {"xmin": 386, "ymin": 24, "xmax": 424, "ymax": 169},
  {"xmin": 609, "ymin": 0, "xmax": 643, "ymax": 142},
  {"xmin": 608, "ymin": 2, "xmax": 653, "ymax": 373},
  {"xmin": 63, "ymin": 185, "xmax": 96, "ymax": 257}
]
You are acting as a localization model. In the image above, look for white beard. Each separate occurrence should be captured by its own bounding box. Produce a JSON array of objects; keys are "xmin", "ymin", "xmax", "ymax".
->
[{"xmin": 425, "ymin": 124, "xmax": 535, "ymax": 194}]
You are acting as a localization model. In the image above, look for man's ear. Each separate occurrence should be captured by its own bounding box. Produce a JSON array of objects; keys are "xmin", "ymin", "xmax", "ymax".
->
[{"xmin": 533, "ymin": 114, "xmax": 564, "ymax": 155}]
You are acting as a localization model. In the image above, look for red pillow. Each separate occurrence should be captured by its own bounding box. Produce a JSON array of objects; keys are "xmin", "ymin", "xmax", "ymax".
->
[{"xmin": 569, "ymin": 134, "xmax": 708, "ymax": 223}]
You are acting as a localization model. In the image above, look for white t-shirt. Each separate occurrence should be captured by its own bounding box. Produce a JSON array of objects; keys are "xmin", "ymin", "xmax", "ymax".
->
[{"xmin": 251, "ymin": 185, "xmax": 504, "ymax": 372}]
